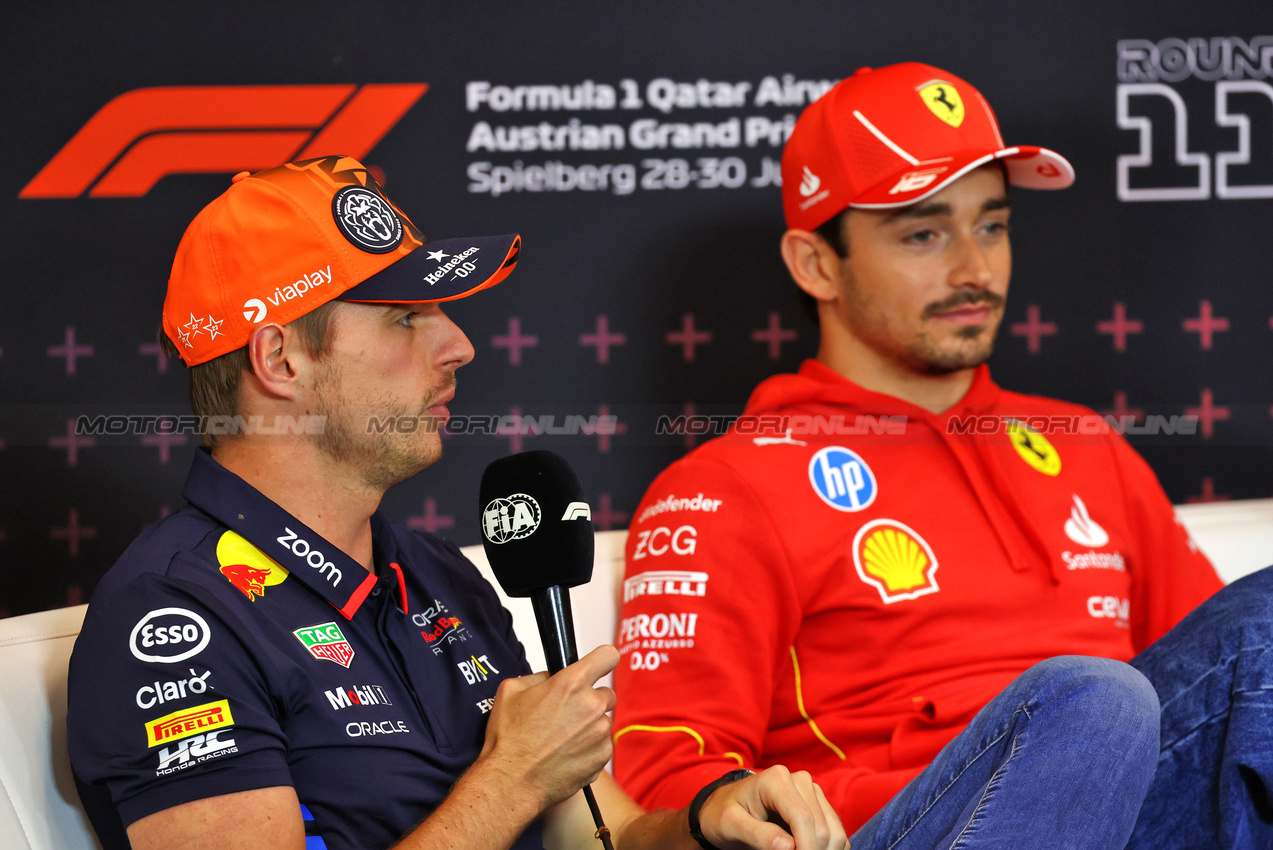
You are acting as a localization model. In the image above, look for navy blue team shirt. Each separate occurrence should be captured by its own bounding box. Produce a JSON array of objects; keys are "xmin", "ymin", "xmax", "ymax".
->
[{"xmin": 68, "ymin": 449, "xmax": 543, "ymax": 850}]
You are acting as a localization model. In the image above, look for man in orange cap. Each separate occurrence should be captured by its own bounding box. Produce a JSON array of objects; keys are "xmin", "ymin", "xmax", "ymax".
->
[
  {"xmin": 614, "ymin": 63, "xmax": 1272, "ymax": 847},
  {"xmin": 66, "ymin": 156, "xmax": 848, "ymax": 850}
]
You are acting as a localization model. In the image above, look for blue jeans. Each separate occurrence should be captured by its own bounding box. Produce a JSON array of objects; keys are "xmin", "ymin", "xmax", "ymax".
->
[
  {"xmin": 851, "ymin": 655, "xmax": 1160, "ymax": 850},
  {"xmin": 1129, "ymin": 566, "xmax": 1273, "ymax": 849}
]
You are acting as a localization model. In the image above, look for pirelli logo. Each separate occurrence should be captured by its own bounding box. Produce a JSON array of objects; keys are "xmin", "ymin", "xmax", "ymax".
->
[{"xmin": 145, "ymin": 699, "xmax": 234, "ymax": 748}]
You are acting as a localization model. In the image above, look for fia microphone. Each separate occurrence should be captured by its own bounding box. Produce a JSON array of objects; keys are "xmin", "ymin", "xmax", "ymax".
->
[
  {"xmin": 479, "ymin": 450, "xmax": 594, "ymax": 672},
  {"xmin": 478, "ymin": 450, "xmax": 612, "ymax": 848}
]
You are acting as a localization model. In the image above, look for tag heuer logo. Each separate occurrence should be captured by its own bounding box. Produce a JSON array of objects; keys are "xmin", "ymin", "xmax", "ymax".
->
[{"xmin": 293, "ymin": 622, "xmax": 355, "ymax": 668}]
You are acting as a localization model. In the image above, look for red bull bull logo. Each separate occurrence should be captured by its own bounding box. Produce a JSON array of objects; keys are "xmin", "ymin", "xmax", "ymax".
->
[{"xmin": 216, "ymin": 530, "xmax": 288, "ymax": 600}]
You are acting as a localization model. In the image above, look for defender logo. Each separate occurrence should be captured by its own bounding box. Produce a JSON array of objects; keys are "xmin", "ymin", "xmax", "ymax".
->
[
  {"xmin": 919, "ymin": 82, "xmax": 965, "ymax": 127},
  {"xmin": 799, "ymin": 166, "xmax": 822, "ymax": 197},
  {"xmin": 481, "ymin": 493, "xmax": 542, "ymax": 544}
]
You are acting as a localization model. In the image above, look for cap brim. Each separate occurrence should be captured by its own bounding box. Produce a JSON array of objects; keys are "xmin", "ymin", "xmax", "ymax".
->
[
  {"xmin": 849, "ymin": 146, "xmax": 1074, "ymax": 209},
  {"xmin": 339, "ymin": 233, "xmax": 520, "ymax": 303}
]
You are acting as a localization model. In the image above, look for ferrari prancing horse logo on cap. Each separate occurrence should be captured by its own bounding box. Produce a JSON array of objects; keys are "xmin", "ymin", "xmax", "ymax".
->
[{"xmin": 919, "ymin": 82, "xmax": 965, "ymax": 128}]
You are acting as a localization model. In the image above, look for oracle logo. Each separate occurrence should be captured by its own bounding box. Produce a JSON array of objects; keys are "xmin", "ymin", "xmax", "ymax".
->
[{"xmin": 21, "ymin": 83, "xmax": 428, "ymax": 198}]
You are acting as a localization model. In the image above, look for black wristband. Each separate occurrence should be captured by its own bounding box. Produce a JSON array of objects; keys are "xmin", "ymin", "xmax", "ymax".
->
[{"xmin": 687, "ymin": 768, "xmax": 756, "ymax": 850}]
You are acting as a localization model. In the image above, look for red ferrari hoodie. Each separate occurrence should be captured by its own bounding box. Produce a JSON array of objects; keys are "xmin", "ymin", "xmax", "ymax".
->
[{"xmin": 612, "ymin": 360, "xmax": 1220, "ymax": 831}]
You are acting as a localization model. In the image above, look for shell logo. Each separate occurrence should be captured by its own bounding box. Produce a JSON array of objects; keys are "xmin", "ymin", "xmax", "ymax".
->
[{"xmin": 852, "ymin": 519, "xmax": 940, "ymax": 604}]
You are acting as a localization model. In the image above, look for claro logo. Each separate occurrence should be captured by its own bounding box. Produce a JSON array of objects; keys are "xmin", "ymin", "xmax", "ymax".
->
[{"xmin": 20, "ymin": 84, "xmax": 428, "ymax": 198}]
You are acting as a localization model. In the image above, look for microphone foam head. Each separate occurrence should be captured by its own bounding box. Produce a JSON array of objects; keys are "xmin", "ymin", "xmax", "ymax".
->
[{"xmin": 479, "ymin": 450, "xmax": 595, "ymax": 596}]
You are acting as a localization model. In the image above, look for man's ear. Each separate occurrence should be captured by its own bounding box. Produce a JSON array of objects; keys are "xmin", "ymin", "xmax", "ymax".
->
[
  {"xmin": 245, "ymin": 324, "xmax": 302, "ymax": 400},
  {"xmin": 780, "ymin": 229, "xmax": 842, "ymax": 303}
]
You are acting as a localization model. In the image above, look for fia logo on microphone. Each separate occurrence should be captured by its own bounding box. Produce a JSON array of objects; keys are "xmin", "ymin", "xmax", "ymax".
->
[{"xmin": 482, "ymin": 493, "xmax": 542, "ymax": 543}]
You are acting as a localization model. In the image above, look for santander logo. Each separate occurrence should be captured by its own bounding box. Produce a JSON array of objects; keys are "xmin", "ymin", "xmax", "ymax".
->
[
  {"xmin": 1063, "ymin": 494, "xmax": 1109, "ymax": 548},
  {"xmin": 799, "ymin": 166, "xmax": 821, "ymax": 197}
]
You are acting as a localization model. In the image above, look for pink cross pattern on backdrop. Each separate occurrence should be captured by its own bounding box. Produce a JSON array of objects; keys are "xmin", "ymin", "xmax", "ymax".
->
[
  {"xmin": 580, "ymin": 316, "xmax": 627, "ymax": 364},
  {"xmin": 51, "ymin": 507, "xmax": 97, "ymax": 557},
  {"xmin": 681, "ymin": 402, "xmax": 699, "ymax": 449},
  {"xmin": 492, "ymin": 317, "xmax": 539, "ymax": 366},
  {"xmin": 48, "ymin": 326, "xmax": 94, "ymax": 376},
  {"xmin": 499, "ymin": 405, "xmax": 525, "ymax": 454},
  {"xmin": 1183, "ymin": 300, "xmax": 1229, "ymax": 350},
  {"xmin": 50, "ymin": 417, "xmax": 95, "ymax": 467},
  {"xmin": 407, "ymin": 498, "xmax": 455, "ymax": 533},
  {"xmin": 1185, "ymin": 477, "xmax": 1230, "ymax": 504},
  {"xmin": 141, "ymin": 431, "xmax": 189, "ymax": 464},
  {"xmin": 666, "ymin": 314, "xmax": 712, "ymax": 362},
  {"xmin": 591, "ymin": 493, "xmax": 628, "ymax": 531},
  {"xmin": 1184, "ymin": 389, "xmax": 1230, "ymax": 439},
  {"xmin": 1009, "ymin": 305, "xmax": 1058, "ymax": 354},
  {"xmin": 751, "ymin": 312, "xmax": 797, "ymax": 360},
  {"xmin": 1096, "ymin": 303, "xmax": 1144, "ymax": 352},
  {"xmin": 139, "ymin": 341, "xmax": 170, "ymax": 374},
  {"xmin": 594, "ymin": 404, "xmax": 627, "ymax": 453},
  {"xmin": 1101, "ymin": 392, "xmax": 1144, "ymax": 424}
]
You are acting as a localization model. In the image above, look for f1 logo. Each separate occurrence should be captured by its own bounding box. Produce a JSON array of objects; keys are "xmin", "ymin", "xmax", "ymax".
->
[{"xmin": 20, "ymin": 84, "xmax": 428, "ymax": 198}]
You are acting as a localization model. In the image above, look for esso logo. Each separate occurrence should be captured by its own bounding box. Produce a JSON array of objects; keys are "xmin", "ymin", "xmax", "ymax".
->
[
  {"xmin": 808, "ymin": 447, "xmax": 878, "ymax": 512},
  {"xmin": 130, "ymin": 608, "xmax": 212, "ymax": 663}
]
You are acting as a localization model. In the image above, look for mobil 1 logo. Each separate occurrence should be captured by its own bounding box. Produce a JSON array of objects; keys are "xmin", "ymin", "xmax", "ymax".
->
[{"xmin": 808, "ymin": 446, "xmax": 878, "ymax": 512}]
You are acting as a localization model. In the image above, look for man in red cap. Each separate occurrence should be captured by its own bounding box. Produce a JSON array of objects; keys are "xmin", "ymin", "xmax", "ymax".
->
[
  {"xmin": 613, "ymin": 64, "xmax": 1273, "ymax": 847},
  {"xmin": 66, "ymin": 156, "xmax": 850, "ymax": 850}
]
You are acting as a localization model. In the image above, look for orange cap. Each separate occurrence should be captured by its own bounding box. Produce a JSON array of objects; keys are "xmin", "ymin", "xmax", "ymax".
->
[{"xmin": 163, "ymin": 155, "xmax": 519, "ymax": 366}]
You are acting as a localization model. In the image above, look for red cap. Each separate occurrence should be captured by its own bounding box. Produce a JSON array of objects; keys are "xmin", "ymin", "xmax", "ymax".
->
[
  {"xmin": 163, "ymin": 155, "xmax": 520, "ymax": 366},
  {"xmin": 781, "ymin": 63, "xmax": 1074, "ymax": 230}
]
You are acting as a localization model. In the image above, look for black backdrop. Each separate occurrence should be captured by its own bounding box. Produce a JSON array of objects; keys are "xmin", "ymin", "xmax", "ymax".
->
[{"xmin": 4, "ymin": 1, "xmax": 1272, "ymax": 617}]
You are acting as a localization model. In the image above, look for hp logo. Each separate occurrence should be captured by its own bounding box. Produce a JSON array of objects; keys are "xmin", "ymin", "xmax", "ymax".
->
[{"xmin": 808, "ymin": 447, "xmax": 877, "ymax": 512}]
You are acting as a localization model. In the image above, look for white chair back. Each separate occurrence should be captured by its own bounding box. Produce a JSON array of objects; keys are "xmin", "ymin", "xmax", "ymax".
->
[{"xmin": 0, "ymin": 603, "xmax": 99, "ymax": 850}]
